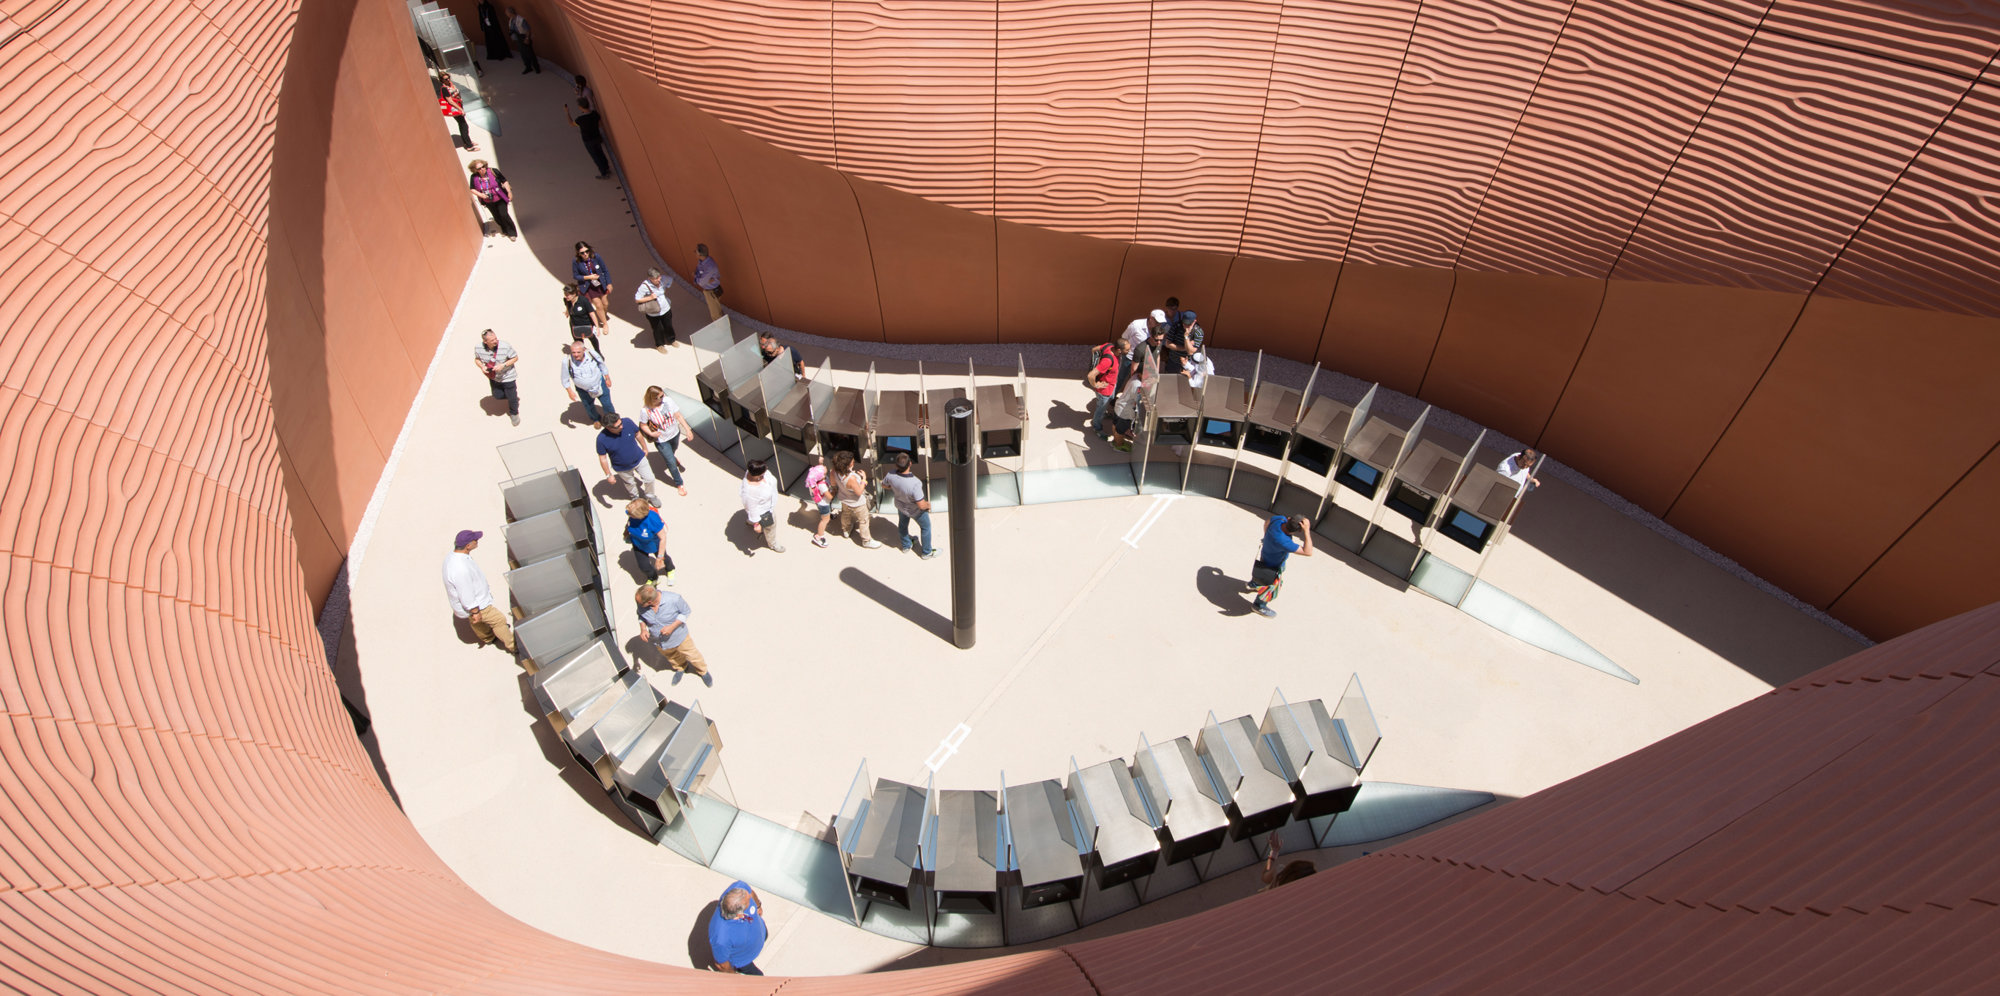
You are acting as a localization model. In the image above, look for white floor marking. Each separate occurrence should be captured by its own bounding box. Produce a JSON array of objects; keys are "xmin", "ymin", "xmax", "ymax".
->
[
  {"xmin": 1121, "ymin": 494, "xmax": 1180, "ymax": 548},
  {"xmin": 924, "ymin": 724, "xmax": 973, "ymax": 772}
]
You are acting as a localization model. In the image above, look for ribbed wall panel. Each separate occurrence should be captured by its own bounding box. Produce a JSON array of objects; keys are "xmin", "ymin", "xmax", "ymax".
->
[
  {"xmin": 1343, "ymin": 0, "xmax": 1569, "ymax": 268},
  {"xmin": 994, "ymin": 0, "xmax": 1150, "ymax": 237},
  {"xmin": 1818, "ymin": 67, "xmax": 2000, "ymax": 314},
  {"xmin": 1615, "ymin": 29, "xmax": 1969, "ymax": 289},
  {"xmin": 832, "ymin": 0, "xmax": 998, "ymax": 213},
  {"xmin": 1457, "ymin": 0, "xmax": 1762, "ymax": 275},
  {"xmin": 1239, "ymin": 0, "xmax": 1418, "ymax": 261},
  {"xmin": 655, "ymin": 1, "xmax": 837, "ymax": 162},
  {"xmin": 1131, "ymin": 1, "xmax": 1283, "ymax": 249}
]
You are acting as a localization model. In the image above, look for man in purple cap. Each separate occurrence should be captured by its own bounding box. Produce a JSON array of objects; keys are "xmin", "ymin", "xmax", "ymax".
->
[{"xmin": 443, "ymin": 530, "xmax": 513, "ymax": 653}]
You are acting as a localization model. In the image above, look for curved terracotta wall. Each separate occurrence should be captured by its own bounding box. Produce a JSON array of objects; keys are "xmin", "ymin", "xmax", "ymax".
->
[
  {"xmin": 3, "ymin": 0, "xmax": 1999, "ymax": 992},
  {"xmin": 453, "ymin": 0, "xmax": 2000, "ymax": 641}
]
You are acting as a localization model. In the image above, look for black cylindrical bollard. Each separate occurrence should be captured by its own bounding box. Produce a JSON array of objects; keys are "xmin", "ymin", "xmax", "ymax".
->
[{"xmin": 943, "ymin": 397, "xmax": 977, "ymax": 649}]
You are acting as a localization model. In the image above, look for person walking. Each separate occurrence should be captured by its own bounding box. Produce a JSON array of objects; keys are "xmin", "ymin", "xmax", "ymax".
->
[
  {"xmin": 565, "ymin": 98, "xmax": 612, "ymax": 179},
  {"xmin": 597, "ymin": 415, "xmax": 659, "ymax": 503},
  {"xmin": 638, "ymin": 385, "xmax": 692, "ymax": 497},
  {"xmin": 708, "ymin": 882, "xmax": 766, "ymax": 974},
  {"xmin": 571, "ymin": 242, "xmax": 614, "ymax": 326},
  {"xmin": 693, "ymin": 243, "xmax": 723, "ymax": 321},
  {"xmin": 1108, "ymin": 360, "xmax": 1147, "ymax": 452},
  {"xmin": 438, "ymin": 73, "xmax": 476, "ymax": 151},
  {"xmin": 467, "ymin": 160, "xmax": 516, "ymax": 241},
  {"xmin": 472, "ymin": 329, "xmax": 521, "ymax": 425},
  {"xmin": 883, "ymin": 453, "xmax": 937, "ymax": 559},
  {"xmin": 476, "ymin": 0, "xmax": 510, "ymax": 61},
  {"xmin": 636, "ymin": 585, "xmax": 709, "ymax": 685},
  {"xmin": 1249, "ymin": 514, "xmax": 1313, "ymax": 618},
  {"xmin": 740, "ymin": 458, "xmax": 784, "ymax": 552},
  {"xmin": 562, "ymin": 284, "xmax": 603, "ymax": 355},
  {"xmin": 559, "ymin": 339, "xmax": 615, "ymax": 426},
  {"xmin": 831, "ymin": 450, "xmax": 882, "ymax": 548},
  {"xmin": 443, "ymin": 530, "xmax": 513, "ymax": 653},
  {"xmin": 634, "ymin": 267, "xmax": 675, "ymax": 350},
  {"xmin": 801, "ymin": 456, "xmax": 833, "ymax": 548},
  {"xmin": 622, "ymin": 498, "xmax": 675, "ymax": 585},
  {"xmin": 507, "ymin": 7, "xmax": 539, "ymax": 73}
]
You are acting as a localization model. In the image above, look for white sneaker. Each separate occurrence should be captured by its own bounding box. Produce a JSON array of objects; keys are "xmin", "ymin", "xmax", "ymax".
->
[{"xmin": 862, "ymin": 540, "xmax": 883, "ymax": 549}]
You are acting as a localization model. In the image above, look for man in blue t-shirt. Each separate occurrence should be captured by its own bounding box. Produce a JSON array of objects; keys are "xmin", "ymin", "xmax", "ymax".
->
[
  {"xmin": 1250, "ymin": 514, "xmax": 1313, "ymax": 618},
  {"xmin": 595, "ymin": 415, "xmax": 658, "ymax": 504},
  {"xmin": 708, "ymin": 881, "xmax": 766, "ymax": 975}
]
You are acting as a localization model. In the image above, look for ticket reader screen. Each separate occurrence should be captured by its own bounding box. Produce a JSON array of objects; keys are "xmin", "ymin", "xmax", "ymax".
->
[
  {"xmin": 1439, "ymin": 507, "xmax": 1494, "ymax": 552},
  {"xmin": 1385, "ymin": 481, "xmax": 1436, "ymax": 524},
  {"xmin": 1019, "ymin": 877, "xmax": 1081, "ymax": 909},
  {"xmin": 819, "ymin": 431, "xmax": 861, "ymax": 459},
  {"xmin": 1244, "ymin": 424, "xmax": 1289, "ymax": 459},
  {"xmin": 1199, "ymin": 418, "xmax": 1241, "ymax": 447},
  {"xmin": 935, "ymin": 890, "xmax": 998, "ymax": 915},
  {"xmin": 1335, "ymin": 457, "xmax": 1382, "ymax": 499},
  {"xmin": 851, "ymin": 874, "xmax": 911, "ymax": 910},
  {"xmin": 981, "ymin": 429, "xmax": 1021, "ymax": 459},
  {"xmin": 879, "ymin": 435, "xmax": 918, "ymax": 462}
]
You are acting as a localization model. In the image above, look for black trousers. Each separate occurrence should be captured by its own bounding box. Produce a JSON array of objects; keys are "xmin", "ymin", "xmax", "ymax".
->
[
  {"xmin": 451, "ymin": 115, "xmax": 471, "ymax": 147},
  {"xmin": 634, "ymin": 546, "xmax": 675, "ymax": 581},
  {"xmin": 644, "ymin": 311, "xmax": 675, "ymax": 346},
  {"xmin": 488, "ymin": 378, "xmax": 519, "ymax": 415},
  {"xmin": 517, "ymin": 41, "xmax": 540, "ymax": 72},
  {"xmin": 483, "ymin": 200, "xmax": 517, "ymax": 238},
  {"xmin": 582, "ymin": 139, "xmax": 611, "ymax": 177}
]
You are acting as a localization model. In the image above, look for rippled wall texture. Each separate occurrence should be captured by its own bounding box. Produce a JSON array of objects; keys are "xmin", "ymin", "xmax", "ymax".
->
[{"xmin": 462, "ymin": 0, "xmax": 2000, "ymax": 640}]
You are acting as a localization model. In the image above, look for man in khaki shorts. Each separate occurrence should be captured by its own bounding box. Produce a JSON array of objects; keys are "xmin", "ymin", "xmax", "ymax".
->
[{"xmin": 636, "ymin": 585, "xmax": 711, "ymax": 686}]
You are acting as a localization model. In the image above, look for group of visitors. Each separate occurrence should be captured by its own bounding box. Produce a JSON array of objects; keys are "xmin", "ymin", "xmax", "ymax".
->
[{"xmin": 1088, "ymin": 298, "xmax": 1213, "ymax": 449}]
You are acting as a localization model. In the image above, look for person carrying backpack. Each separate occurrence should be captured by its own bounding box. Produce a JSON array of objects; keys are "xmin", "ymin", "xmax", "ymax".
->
[{"xmin": 802, "ymin": 456, "xmax": 834, "ymax": 548}]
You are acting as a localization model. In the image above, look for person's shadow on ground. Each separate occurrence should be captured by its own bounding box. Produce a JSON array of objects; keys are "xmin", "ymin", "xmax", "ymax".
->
[
  {"xmin": 1196, "ymin": 566, "xmax": 1257, "ymax": 617},
  {"xmin": 686, "ymin": 899, "xmax": 718, "ymax": 970},
  {"xmin": 1046, "ymin": 399, "xmax": 1090, "ymax": 432},
  {"xmin": 723, "ymin": 510, "xmax": 767, "ymax": 556}
]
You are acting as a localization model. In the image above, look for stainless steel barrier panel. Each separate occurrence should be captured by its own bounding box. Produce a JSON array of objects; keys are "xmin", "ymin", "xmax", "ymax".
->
[
  {"xmin": 529, "ymin": 639, "xmax": 626, "ymax": 730},
  {"xmin": 497, "ymin": 433, "xmax": 568, "ymax": 482},
  {"xmin": 513, "ymin": 597, "xmax": 600, "ymax": 672},
  {"xmin": 1067, "ymin": 757, "xmax": 1152, "ymax": 925},
  {"xmin": 654, "ymin": 700, "xmax": 736, "ymax": 866},
  {"xmin": 1001, "ymin": 778, "xmax": 1083, "ymax": 944},
  {"xmin": 505, "ymin": 550, "xmax": 598, "ymax": 619},
  {"xmin": 1261, "ymin": 689, "xmax": 1361, "ymax": 824},
  {"xmin": 553, "ymin": 669, "xmax": 641, "ymax": 768},
  {"xmin": 831, "ymin": 762, "xmax": 873, "ymax": 927},
  {"xmin": 564, "ymin": 678, "xmax": 663, "ymax": 790},
  {"xmin": 503, "ymin": 507, "xmax": 589, "ymax": 567},
  {"xmin": 502, "ymin": 468, "xmax": 587, "ymax": 521},
  {"xmin": 927, "ymin": 787, "xmax": 1001, "ymax": 947},
  {"xmin": 1131, "ymin": 734, "xmax": 1229, "ymax": 866},
  {"xmin": 610, "ymin": 704, "xmax": 689, "ymax": 839},
  {"xmin": 839, "ymin": 768, "xmax": 932, "ymax": 945},
  {"xmin": 1198, "ymin": 712, "xmax": 1297, "ymax": 842}
]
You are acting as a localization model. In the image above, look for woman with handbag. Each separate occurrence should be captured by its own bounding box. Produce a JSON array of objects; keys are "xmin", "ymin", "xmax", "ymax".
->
[
  {"xmin": 638, "ymin": 385, "xmax": 692, "ymax": 496},
  {"xmin": 466, "ymin": 160, "xmax": 515, "ymax": 241},
  {"xmin": 438, "ymin": 74, "xmax": 476, "ymax": 151},
  {"xmin": 634, "ymin": 267, "xmax": 675, "ymax": 350}
]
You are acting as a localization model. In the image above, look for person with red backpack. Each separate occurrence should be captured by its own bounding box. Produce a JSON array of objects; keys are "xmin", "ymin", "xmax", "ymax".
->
[
  {"xmin": 801, "ymin": 455, "xmax": 834, "ymax": 548},
  {"xmin": 1086, "ymin": 339, "xmax": 1127, "ymax": 442}
]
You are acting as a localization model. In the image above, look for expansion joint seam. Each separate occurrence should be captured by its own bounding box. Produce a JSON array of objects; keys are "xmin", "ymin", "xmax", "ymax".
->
[
  {"xmin": 0, "ymin": 551, "xmax": 313, "ymax": 663},
  {"xmin": 1055, "ymin": 945, "xmax": 1106, "ymax": 996},
  {"xmin": 3, "ymin": 707, "xmax": 387, "ymax": 796},
  {"xmin": 0, "ymin": 858, "xmax": 471, "ymax": 899}
]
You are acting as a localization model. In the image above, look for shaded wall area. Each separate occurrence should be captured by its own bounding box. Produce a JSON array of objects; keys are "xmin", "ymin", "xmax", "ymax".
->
[
  {"xmin": 458, "ymin": 0, "xmax": 2000, "ymax": 640},
  {"xmin": 267, "ymin": 0, "xmax": 482, "ymax": 605}
]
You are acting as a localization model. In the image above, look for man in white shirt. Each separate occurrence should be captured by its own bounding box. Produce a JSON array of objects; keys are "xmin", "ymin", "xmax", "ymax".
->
[
  {"xmin": 740, "ymin": 458, "xmax": 785, "ymax": 552},
  {"xmin": 1123, "ymin": 308, "xmax": 1166, "ymax": 351},
  {"xmin": 1499, "ymin": 448, "xmax": 1541, "ymax": 491},
  {"xmin": 443, "ymin": 530, "xmax": 513, "ymax": 653}
]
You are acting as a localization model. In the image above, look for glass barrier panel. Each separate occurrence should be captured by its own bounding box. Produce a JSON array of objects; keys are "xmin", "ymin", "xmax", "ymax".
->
[{"xmin": 1335, "ymin": 674, "xmax": 1382, "ymax": 771}]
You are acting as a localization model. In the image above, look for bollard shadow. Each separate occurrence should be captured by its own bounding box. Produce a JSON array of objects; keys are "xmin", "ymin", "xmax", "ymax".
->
[
  {"xmin": 840, "ymin": 567, "xmax": 952, "ymax": 643},
  {"xmin": 1195, "ymin": 566, "xmax": 1258, "ymax": 618}
]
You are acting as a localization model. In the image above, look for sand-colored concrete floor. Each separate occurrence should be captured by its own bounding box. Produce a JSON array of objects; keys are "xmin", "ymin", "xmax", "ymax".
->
[{"xmin": 336, "ymin": 65, "xmax": 1864, "ymax": 976}]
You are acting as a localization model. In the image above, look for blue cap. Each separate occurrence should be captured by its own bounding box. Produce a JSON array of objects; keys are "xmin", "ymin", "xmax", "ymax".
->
[{"xmin": 1180, "ymin": 310, "xmax": 1198, "ymax": 324}]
